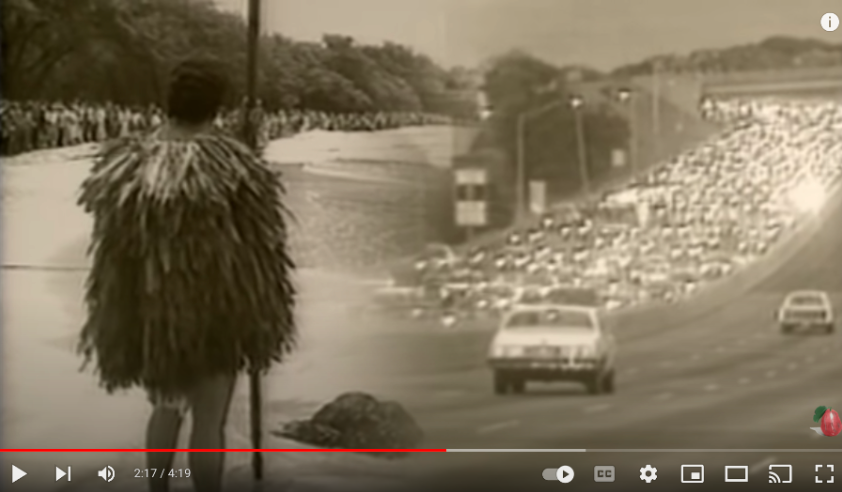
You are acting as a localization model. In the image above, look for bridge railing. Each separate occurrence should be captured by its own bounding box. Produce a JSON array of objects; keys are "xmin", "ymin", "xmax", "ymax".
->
[{"xmin": 701, "ymin": 66, "xmax": 842, "ymax": 86}]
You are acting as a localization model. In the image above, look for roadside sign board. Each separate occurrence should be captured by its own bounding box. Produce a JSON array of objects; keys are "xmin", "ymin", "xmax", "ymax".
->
[
  {"xmin": 454, "ymin": 167, "xmax": 488, "ymax": 227},
  {"xmin": 529, "ymin": 180, "xmax": 546, "ymax": 215},
  {"xmin": 612, "ymin": 148, "xmax": 626, "ymax": 167},
  {"xmin": 455, "ymin": 201, "xmax": 487, "ymax": 226},
  {"xmin": 455, "ymin": 168, "xmax": 487, "ymax": 185}
]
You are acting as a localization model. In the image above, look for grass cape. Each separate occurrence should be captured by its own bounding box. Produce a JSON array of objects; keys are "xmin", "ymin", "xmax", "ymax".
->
[{"xmin": 77, "ymin": 128, "xmax": 297, "ymax": 397}]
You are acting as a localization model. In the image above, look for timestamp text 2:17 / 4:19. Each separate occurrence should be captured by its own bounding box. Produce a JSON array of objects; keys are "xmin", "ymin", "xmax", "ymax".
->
[{"xmin": 135, "ymin": 468, "xmax": 191, "ymax": 478}]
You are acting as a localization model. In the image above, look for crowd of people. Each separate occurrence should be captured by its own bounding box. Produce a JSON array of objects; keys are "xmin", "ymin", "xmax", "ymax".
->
[
  {"xmin": 0, "ymin": 99, "xmax": 452, "ymax": 156},
  {"xmin": 383, "ymin": 97, "xmax": 842, "ymax": 324}
]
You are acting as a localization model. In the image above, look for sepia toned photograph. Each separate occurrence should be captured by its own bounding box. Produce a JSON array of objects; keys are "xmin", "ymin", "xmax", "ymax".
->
[{"xmin": 2, "ymin": 0, "xmax": 841, "ymax": 491}]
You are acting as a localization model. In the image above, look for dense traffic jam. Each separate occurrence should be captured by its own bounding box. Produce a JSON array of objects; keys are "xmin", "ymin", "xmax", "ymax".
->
[{"xmin": 378, "ymin": 98, "xmax": 842, "ymax": 325}]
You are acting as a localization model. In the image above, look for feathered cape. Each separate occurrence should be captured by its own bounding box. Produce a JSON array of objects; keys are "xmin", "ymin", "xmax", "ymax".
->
[{"xmin": 77, "ymin": 128, "xmax": 297, "ymax": 397}]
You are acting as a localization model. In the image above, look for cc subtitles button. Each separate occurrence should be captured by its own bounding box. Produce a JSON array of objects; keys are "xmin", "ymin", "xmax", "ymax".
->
[
  {"xmin": 595, "ymin": 465, "xmax": 616, "ymax": 482},
  {"xmin": 542, "ymin": 466, "xmax": 574, "ymax": 483}
]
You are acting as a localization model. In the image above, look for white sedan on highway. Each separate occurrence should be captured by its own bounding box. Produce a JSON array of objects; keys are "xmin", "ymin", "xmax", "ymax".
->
[
  {"xmin": 487, "ymin": 304, "xmax": 617, "ymax": 395},
  {"xmin": 776, "ymin": 290, "xmax": 835, "ymax": 334}
]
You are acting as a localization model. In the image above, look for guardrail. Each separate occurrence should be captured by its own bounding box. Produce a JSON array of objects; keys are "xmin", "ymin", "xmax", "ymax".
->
[
  {"xmin": 704, "ymin": 79, "xmax": 842, "ymax": 96},
  {"xmin": 702, "ymin": 66, "xmax": 842, "ymax": 86}
]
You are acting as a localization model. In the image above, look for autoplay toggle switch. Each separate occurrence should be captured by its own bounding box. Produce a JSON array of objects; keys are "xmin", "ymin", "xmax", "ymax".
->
[{"xmin": 542, "ymin": 466, "xmax": 574, "ymax": 483}]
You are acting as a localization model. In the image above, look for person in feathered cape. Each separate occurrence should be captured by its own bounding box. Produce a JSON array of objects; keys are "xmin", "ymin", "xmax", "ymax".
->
[{"xmin": 77, "ymin": 58, "xmax": 297, "ymax": 492}]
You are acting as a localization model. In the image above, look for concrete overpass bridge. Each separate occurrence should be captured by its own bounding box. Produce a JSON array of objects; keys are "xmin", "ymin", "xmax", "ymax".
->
[{"xmin": 701, "ymin": 66, "xmax": 842, "ymax": 98}]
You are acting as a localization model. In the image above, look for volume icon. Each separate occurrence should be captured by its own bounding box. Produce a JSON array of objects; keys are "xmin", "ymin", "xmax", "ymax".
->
[{"xmin": 98, "ymin": 466, "xmax": 115, "ymax": 482}]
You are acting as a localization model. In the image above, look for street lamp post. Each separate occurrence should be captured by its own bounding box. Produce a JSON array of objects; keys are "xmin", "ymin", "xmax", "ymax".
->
[
  {"xmin": 651, "ymin": 61, "xmax": 662, "ymax": 159},
  {"xmin": 616, "ymin": 88, "xmax": 637, "ymax": 173},
  {"xmin": 570, "ymin": 95, "xmax": 590, "ymax": 196},
  {"xmin": 515, "ymin": 99, "xmax": 564, "ymax": 221}
]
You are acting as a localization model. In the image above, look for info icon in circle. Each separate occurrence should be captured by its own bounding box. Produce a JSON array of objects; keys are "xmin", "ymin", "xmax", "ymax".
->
[
  {"xmin": 821, "ymin": 13, "xmax": 839, "ymax": 32},
  {"xmin": 557, "ymin": 466, "xmax": 575, "ymax": 483}
]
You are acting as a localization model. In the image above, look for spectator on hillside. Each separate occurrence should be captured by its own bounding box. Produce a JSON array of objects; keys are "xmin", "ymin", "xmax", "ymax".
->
[{"xmin": 0, "ymin": 98, "xmax": 453, "ymax": 156}]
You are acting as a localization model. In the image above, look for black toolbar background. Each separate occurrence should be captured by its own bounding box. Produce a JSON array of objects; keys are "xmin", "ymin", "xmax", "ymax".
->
[{"xmin": 1, "ymin": 451, "xmax": 838, "ymax": 492}]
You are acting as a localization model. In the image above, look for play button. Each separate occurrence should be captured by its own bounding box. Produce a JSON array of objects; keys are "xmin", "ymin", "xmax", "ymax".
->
[
  {"xmin": 11, "ymin": 465, "xmax": 27, "ymax": 483},
  {"xmin": 556, "ymin": 465, "xmax": 575, "ymax": 483}
]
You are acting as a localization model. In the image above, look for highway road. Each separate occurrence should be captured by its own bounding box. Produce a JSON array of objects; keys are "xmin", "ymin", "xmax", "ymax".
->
[{"xmin": 381, "ymin": 191, "xmax": 842, "ymax": 489}]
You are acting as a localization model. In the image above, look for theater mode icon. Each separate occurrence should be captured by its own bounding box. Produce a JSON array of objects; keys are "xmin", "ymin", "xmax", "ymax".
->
[{"xmin": 725, "ymin": 466, "xmax": 748, "ymax": 483}]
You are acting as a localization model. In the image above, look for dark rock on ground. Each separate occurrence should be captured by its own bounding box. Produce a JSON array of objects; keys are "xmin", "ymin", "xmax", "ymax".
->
[{"xmin": 272, "ymin": 391, "xmax": 424, "ymax": 458}]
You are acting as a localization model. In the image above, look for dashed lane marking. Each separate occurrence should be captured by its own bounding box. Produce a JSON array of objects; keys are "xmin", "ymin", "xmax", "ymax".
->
[
  {"xmin": 583, "ymin": 404, "xmax": 612, "ymax": 414},
  {"xmin": 476, "ymin": 420, "xmax": 521, "ymax": 434},
  {"xmin": 434, "ymin": 390, "xmax": 467, "ymax": 398}
]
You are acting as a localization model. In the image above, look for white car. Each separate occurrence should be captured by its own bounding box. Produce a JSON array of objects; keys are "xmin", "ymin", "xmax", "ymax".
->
[
  {"xmin": 487, "ymin": 304, "xmax": 617, "ymax": 395},
  {"xmin": 776, "ymin": 290, "xmax": 835, "ymax": 334}
]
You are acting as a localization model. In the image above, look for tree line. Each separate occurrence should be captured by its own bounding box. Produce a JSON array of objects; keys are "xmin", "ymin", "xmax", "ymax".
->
[
  {"xmin": 457, "ymin": 50, "xmax": 629, "ymax": 231},
  {"xmin": 612, "ymin": 36, "xmax": 842, "ymax": 77},
  {"xmin": 1, "ymin": 0, "xmax": 479, "ymax": 118}
]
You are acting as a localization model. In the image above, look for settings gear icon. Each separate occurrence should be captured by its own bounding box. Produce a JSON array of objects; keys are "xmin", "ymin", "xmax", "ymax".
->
[{"xmin": 640, "ymin": 465, "xmax": 658, "ymax": 483}]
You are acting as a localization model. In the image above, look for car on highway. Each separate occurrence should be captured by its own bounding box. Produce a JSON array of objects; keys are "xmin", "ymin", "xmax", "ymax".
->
[
  {"xmin": 776, "ymin": 290, "xmax": 835, "ymax": 334},
  {"xmin": 487, "ymin": 304, "xmax": 617, "ymax": 395}
]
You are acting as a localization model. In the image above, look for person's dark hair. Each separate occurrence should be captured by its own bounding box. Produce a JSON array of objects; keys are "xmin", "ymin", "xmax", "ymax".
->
[{"xmin": 166, "ymin": 58, "xmax": 229, "ymax": 125}]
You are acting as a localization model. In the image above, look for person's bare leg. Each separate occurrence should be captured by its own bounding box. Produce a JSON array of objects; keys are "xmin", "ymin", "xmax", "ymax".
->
[
  {"xmin": 146, "ymin": 406, "xmax": 184, "ymax": 492},
  {"xmin": 186, "ymin": 373, "xmax": 237, "ymax": 492}
]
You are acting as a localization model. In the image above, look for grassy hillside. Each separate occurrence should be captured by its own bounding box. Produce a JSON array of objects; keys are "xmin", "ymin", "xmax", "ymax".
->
[{"xmin": 265, "ymin": 126, "xmax": 478, "ymax": 274}]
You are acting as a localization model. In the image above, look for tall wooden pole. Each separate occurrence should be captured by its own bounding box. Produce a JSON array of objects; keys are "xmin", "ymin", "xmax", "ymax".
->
[
  {"xmin": 573, "ymin": 107, "xmax": 590, "ymax": 195},
  {"xmin": 245, "ymin": 0, "xmax": 263, "ymax": 481},
  {"xmin": 515, "ymin": 114, "xmax": 526, "ymax": 222}
]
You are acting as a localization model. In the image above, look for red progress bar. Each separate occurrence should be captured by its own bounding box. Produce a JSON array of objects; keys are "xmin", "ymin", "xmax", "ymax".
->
[{"xmin": 0, "ymin": 449, "xmax": 447, "ymax": 453}]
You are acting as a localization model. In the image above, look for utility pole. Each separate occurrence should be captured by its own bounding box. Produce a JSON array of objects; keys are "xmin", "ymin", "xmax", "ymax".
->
[
  {"xmin": 515, "ymin": 113, "xmax": 527, "ymax": 223},
  {"xmin": 570, "ymin": 96, "xmax": 590, "ymax": 195},
  {"xmin": 245, "ymin": 0, "xmax": 263, "ymax": 482},
  {"xmin": 651, "ymin": 60, "xmax": 661, "ymax": 160},
  {"xmin": 515, "ymin": 98, "xmax": 564, "ymax": 221}
]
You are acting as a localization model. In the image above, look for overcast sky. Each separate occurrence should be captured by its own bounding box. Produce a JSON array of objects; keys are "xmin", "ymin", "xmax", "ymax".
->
[{"xmin": 216, "ymin": 0, "xmax": 841, "ymax": 70}]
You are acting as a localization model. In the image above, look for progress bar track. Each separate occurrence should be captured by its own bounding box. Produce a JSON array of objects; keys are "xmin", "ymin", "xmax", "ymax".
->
[{"xmin": 446, "ymin": 449, "xmax": 842, "ymax": 453}]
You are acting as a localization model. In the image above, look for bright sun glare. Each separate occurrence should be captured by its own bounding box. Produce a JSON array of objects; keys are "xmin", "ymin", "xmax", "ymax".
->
[{"xmin": 788, "ymin": 179, "xmax": 826, "ymax": 213}]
